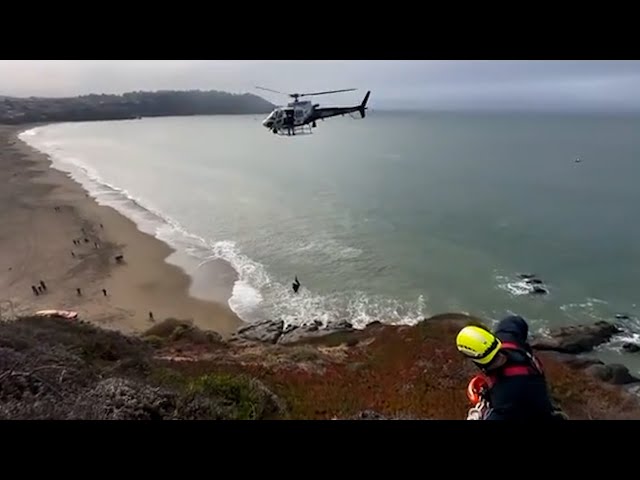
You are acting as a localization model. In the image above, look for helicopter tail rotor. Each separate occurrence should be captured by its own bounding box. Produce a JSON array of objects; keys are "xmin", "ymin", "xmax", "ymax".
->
[{"xmin": 358, "ymin": 91, "xmax": 371, "ymax": 119}]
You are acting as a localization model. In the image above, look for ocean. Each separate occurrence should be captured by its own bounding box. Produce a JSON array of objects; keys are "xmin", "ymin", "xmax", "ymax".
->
[{"xmin": 19, "ymin": 111, "xmax": 640, "ymax": 372}]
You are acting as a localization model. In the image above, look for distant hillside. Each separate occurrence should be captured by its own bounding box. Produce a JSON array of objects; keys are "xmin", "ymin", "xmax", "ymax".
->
[{"xmin": 0, "ymin": 90, "xmax": 275, "ymax": 125}]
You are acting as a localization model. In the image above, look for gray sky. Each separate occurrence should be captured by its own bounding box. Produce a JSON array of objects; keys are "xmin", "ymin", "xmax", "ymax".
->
[{"xmin": 2, "ymin": 60, "xmax": 640, "ymax": 112}]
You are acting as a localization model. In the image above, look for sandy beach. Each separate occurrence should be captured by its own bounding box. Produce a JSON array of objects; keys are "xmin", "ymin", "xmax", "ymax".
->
[{"xmin": 0, "ymin": 124, "xmax": 243, "ymax": 337}]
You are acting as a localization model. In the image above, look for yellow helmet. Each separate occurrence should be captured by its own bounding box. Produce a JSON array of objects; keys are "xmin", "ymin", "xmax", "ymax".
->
[{"xmin": 456, "ymin": 325, "xmax": 501, "ymax": 365}]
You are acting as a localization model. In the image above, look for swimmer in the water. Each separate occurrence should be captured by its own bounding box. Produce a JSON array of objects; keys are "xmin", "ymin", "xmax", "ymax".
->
[{"xmin": 292, "ymin": 276, "xmax": 301, "ymax": 293}]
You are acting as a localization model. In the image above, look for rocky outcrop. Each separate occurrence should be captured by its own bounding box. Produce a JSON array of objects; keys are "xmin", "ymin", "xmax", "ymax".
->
[
  {"xmin": 279, "ymin": 320, "xmax": 354, "ymax": 345},
  {"xmin": 233, "ymin": 320, "xmax": 285, "ymax": 344},
  {"xmin": 232, "ymin": 319, "xmax": 355, "ymax": 345},
  {"xmin": 585, "ymin": 364, "xmax": 640, "ymax": 385},
  {"xmin": 532, "ymin": 322, "xmax": 640, "ymax": 391},
  {"xmin": 543, "ymin": 352, "xmax": 605, "ymax": 370},
  {"xmin": 531, "ymin": 321, "xmax": 622, "ymax": 354},
  {"xmin": 144, "ymin": 318, "xmax": 223, "ymax": 345}
]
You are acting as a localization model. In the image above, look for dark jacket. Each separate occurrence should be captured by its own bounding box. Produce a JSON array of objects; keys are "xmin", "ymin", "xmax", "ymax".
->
[{"xmin": 483, "ymin": 315, "xmax": 557, "ymax": 420}]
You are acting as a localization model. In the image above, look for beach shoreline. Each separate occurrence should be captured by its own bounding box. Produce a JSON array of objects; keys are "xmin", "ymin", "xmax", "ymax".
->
[{"xmin": 0, "ymin": 124, "xmax": 244, "ymax": 338}]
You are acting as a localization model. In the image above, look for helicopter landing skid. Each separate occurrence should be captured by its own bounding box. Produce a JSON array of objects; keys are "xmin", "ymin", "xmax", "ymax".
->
[{"xmin": 274, "ymin": 125, "xmax": 313, "ymax": 136}]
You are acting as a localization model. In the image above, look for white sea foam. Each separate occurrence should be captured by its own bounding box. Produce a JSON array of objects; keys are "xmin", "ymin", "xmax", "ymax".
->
[
  {"xmin": 559, "ymin": 297, "xmax": 611, "ymax": 323},
  {"xmin": 294, "ymin": 238, "xmax": 363, "ymax": 262},
  {"xmin": 495, "ymin": 274, "xmax": 551, "ymax": 297}
]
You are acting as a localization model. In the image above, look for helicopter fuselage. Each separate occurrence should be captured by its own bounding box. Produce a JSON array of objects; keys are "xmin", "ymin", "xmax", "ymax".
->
[{"xmin": 261, "ymin": 101, "xmax": 314, "ymax": 130}]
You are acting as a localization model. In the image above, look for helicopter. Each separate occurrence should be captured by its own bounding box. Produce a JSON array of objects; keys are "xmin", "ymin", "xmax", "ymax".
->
[{"xmin": 256, "ymin": 86, "xmax": 371, "ymax": 136}]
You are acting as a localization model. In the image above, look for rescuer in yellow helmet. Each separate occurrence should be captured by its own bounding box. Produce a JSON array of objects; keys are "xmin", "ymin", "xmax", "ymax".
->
[{"xmin": 456, "ymin": 315, "xmax": 566, "ymax": 420}]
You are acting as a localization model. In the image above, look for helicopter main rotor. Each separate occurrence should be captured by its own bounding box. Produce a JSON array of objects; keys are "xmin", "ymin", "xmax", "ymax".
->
[{"xmin": 256, "ymin": 86, "xmax": 356, "ymax": 102}]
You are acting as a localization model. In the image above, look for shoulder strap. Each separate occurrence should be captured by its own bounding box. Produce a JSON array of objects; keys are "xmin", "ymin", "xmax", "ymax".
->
[
  {"xmin": 485, "ymin": 341, "xmax": 544, "ymax": 387},
  {"xmin": 500, "ymin": 342, "xmax": 544, "ymax": 374}
]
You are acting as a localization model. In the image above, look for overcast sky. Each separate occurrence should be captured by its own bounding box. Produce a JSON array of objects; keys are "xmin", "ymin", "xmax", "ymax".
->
[{"xmin": 2, "ymin": 60, "xmax": 640, "ymax": 112}]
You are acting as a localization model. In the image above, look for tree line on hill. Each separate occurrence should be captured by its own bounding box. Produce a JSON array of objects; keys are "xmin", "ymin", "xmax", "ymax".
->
[{"xmin": 0, "ymin": 90, "xmax": 275, "ymax": 124}]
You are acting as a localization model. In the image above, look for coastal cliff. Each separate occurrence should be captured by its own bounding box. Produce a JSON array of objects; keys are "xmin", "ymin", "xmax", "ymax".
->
[
  {"xmin": 1, "ymin": 314, "xmax": 639, "ymax": 420},
  {"xmin": 0, "ymin": 90, "xmax": 275, "ymax": 124}
]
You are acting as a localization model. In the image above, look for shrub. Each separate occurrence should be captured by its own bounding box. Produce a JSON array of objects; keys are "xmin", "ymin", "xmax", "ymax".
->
[{"xmin": 181, "ymin": 373, "xmax": 284, "ymax": 420}]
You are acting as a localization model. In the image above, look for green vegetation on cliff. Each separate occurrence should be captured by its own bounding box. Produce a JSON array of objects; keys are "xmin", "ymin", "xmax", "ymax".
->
[{"xmin": 0, "ymin": 90, "xmax": 275, "ymax": 124}]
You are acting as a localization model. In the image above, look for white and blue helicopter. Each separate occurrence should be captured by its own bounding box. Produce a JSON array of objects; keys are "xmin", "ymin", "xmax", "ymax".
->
[{"xmin": 257, "ymin": 86, "xmax": 370, "ymax": 136}]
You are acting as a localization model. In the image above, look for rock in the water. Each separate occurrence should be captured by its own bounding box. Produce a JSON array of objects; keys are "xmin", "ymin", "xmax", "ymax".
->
[
  {"xmin": 531, "ymin": 321, "xmax": 622, "ymax": 354},
  {"xmin": 622, "ymin": 343, "xmax": 640, "ymax": 353},
  {"xmin": 518, "ymin": 273, "xmax": 537, "ymax": 279},
  {"xmin": 585, "ymin": 364, "xmax": 640, "ymax": 385},
  {"xmin": 531, "ymin": 286, "xmax": 548, "ymax": 295},
  {"xmin": 233, "ymin": 320, "xmax": 284, "ymax": 344}
]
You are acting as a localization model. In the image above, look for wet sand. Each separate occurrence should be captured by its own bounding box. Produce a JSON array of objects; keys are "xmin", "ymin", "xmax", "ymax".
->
[{"xmin": 0, "ymin": 124, "xmax": 243, "ymax": 337}]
